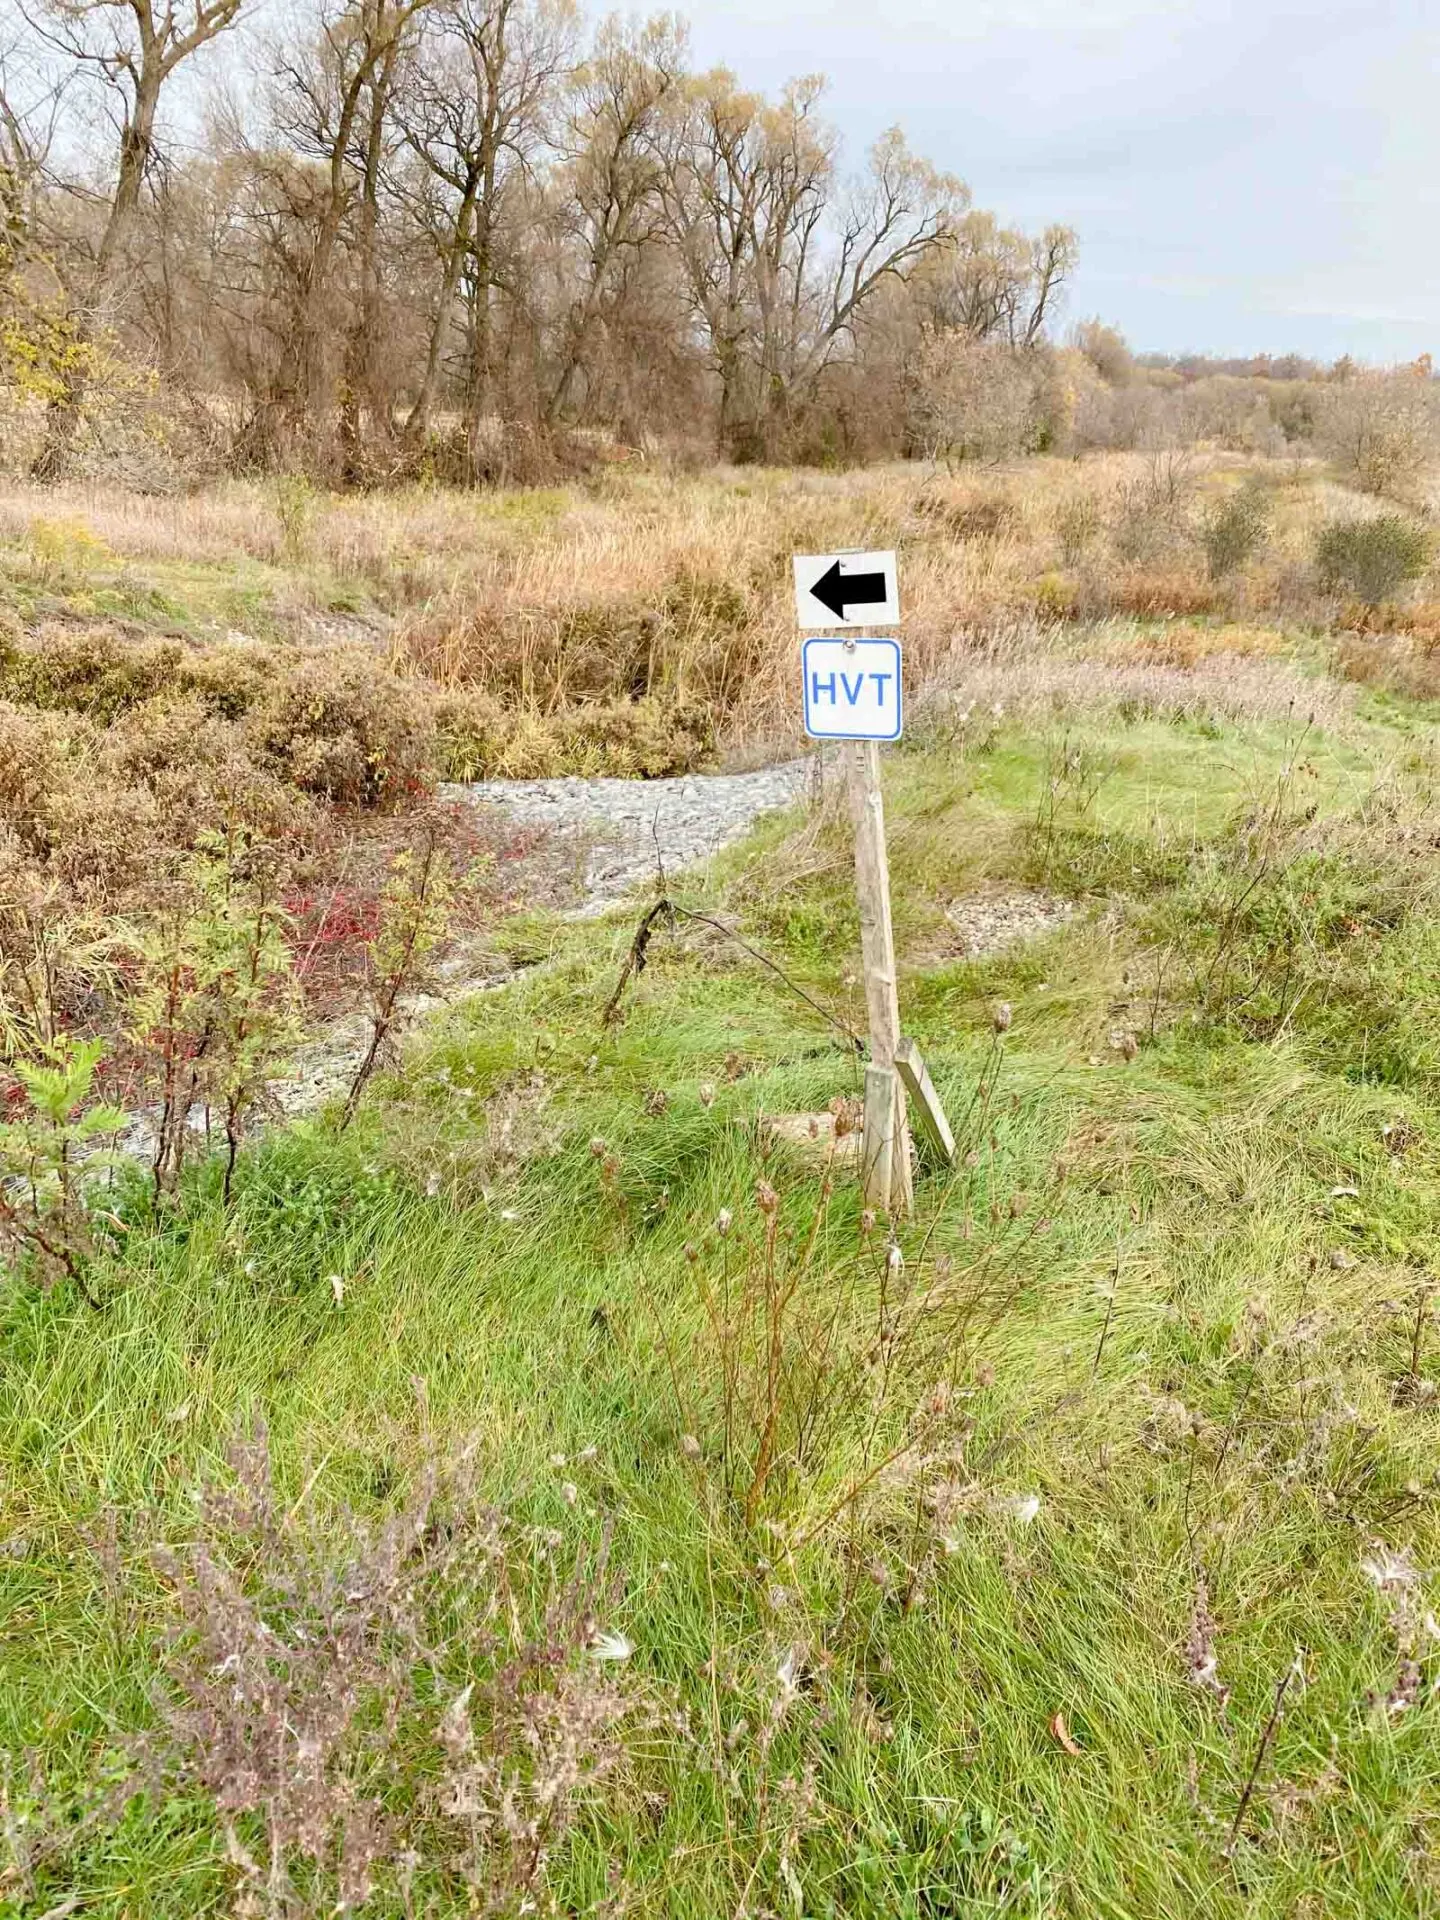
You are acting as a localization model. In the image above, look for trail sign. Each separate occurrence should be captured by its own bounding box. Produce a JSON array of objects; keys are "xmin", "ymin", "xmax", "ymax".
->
[
  {"xmin": 792, "ymin": 540, "xmax": 939, "ymax": 1220},
  {"xmin": 793, "ymin": 549, "xmax": 900, "ymax": 629},
  {"xmin": 802, "ymin": 636, "xmax": 902, "ymax": 741}
]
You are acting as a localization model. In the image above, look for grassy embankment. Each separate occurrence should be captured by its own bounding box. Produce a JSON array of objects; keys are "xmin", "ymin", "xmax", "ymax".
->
[{"xmin": 7, "ymin": 637, "xmax": 1440, "ymax": 1915}]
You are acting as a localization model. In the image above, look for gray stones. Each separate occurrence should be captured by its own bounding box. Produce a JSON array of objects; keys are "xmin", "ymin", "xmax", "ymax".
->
[
  {"xmin": 441, "ymin": 760, "xmax": 813, "ymax": 915},
  {"xmin": 942, "ymin": 888, "xmax": 1078, "ymax": 958}
]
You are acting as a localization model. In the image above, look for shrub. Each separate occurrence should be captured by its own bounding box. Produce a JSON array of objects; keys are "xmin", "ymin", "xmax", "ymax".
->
[
  {"xmin": 1109, "ymin": 448, "xmax": 1196, "ymax": 563},
  {"xmin": 104, "ymin": 1433, "xmax": 639, "ymax": 1916},
  {"xmin": 0, "ymin": 702, "xmax": 95, "ymax": 853},
  {"xmin": 1199, "ymin": 484, "xmax": 1270, "ymax": 579},
  {"xmin": 101, "ymin": 694, "xmax": 297, "ymax": 839},
  {"xmin": 437, "ymin": 690, "xmax": 713, "ymax": 780},
  {"xmin": 343, "ymin": 817, "xmax": 461, "ymax": 1125},
  {"xmin": 250, "ymin": 652, "xmax": 437, "ymax": 805},
  {"xmin": 945, "ymin": 493, "xmax": 1022, "ymax": 542},
  {"xmin": 0, "ymin": 625, "xmax": 264, "ymax": 723},
  {"xmin": 1, "ymin": 627, "xmax": 182, "ymax": 720},
  {"xmin": 908, "ymin": 336, "xmax": 1045, "ymax": 464},
  {"xmin": 273, "ymin": 472, "xmax": 316, "ymax": 562},
  {"xmin": 1334, "ymin": 636, "xmax": 1440, "ymax": 703},
  {"xmin": 1315, "ymin": 516, "xmax": 1433, "ymax": 608},
  {"xmin": 0, "ymin": 1034, "xmax": 126, "ymax": 1309},
  {"xmin": 552, "ymin": 696, "xmax": 713, "ymax": 777},
  {"xmin": 124, "ymin": 833, "xmax": 301, "ymax": 1201},
  {"xmin": 1054, "ymin": 493, "xmax": 1101, "ymax": 562}
]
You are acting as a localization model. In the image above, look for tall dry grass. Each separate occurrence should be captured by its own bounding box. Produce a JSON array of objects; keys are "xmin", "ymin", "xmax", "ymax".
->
[{"xmin": 2, "ymin": 450, "xmax": 1435, "ymax": 763}]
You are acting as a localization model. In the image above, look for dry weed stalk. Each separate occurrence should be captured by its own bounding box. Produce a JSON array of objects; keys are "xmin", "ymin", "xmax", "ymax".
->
[
  {"xmin": 28, "ymin": 1430, "xmax": 648, "ymax": 1917},
  {"xmin": 342, "ymin": 817, "xmax": 462, "ymax": 1129}
]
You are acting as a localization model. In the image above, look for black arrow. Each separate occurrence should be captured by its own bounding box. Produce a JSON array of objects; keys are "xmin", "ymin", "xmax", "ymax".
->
[{"xmin": 809, "ymin": 559, "xmax": 888, "ymax": 621}]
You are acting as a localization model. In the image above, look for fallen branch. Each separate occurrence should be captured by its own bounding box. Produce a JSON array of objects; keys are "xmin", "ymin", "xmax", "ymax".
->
[
  {"xmin": 601, "ymin": 899, "xmax": 675, "ymax": 1027},
  {"xmin": 601, "ymin": 897, "xmax": 863, "ymax": 1053}
]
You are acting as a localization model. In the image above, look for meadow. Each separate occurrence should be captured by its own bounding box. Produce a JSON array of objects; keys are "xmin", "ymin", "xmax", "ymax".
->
[{"xmin": 4, "ymin": 448, "xmax": 1440, "ymax": 1917}]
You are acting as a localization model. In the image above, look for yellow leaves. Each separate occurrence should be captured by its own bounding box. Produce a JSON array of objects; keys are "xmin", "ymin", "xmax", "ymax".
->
[
  {"xmin": 25, "ymin": 516, "xmax": 117, "ymax": 585},
  {"xmin": 0, "ymin": 313, "xmax": 78, "ymax": 404}
]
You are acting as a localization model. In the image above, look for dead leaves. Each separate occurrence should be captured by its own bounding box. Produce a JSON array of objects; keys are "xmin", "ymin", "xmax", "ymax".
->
[{"xmin": 1048, "ymin": 1709, "xmax": 1083, "ymax": 1755}]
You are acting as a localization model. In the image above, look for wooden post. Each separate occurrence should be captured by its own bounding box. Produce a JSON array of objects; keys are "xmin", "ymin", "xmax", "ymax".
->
[
  {"xmin": 845, "ymin": 739, "xmax": 912, "ymax": 1214},
  {"xmin": 861, "ymin": 1063, "xmax": 898, "ymax": 1209},
  {"xmin": 895, "ymin": 1038, "xmax": 956, "ymax": 1168}
]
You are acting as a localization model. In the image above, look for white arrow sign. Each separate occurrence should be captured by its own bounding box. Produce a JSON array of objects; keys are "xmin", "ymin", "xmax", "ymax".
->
[
  {"xmin": 802, "ymin": 637, "xmax": 902, "ymax": 741},
  {"xmin": 793, "ymin": 549, "xmax": 900, "ymax": 630}
]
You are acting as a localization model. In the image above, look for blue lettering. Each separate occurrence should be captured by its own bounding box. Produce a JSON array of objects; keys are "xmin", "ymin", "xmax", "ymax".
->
[
  {"xmin": 841, "ymin": 671, "xmax": 864, "ymax": 706},
  {"xmin": 870, "ymin": 672, "xmax": 893, "ymax": 705},
  {"xmin": 810, "ymin": 670, "xmax": 838, "ymax": 705}
]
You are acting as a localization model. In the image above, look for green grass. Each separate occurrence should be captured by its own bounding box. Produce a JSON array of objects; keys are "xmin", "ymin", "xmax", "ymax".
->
[{"xmin": 5, "ymin": 714, "xmax": 1440, "ymax": 1916}]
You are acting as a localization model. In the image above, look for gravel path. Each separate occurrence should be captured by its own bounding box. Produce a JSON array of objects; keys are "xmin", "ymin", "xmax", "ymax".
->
[
  {"xmin": 440, "ymin": 760, "xmax": 814, "ymax": 914},
  {"xmin": 106, "ymin": 762, "xmax": 817, "ymax": 1163}
]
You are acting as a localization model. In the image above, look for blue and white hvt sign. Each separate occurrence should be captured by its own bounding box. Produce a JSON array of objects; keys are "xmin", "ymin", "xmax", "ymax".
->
[{"xmin": 802, "ymin": 637, "xmax": 903, "ymax": 741}]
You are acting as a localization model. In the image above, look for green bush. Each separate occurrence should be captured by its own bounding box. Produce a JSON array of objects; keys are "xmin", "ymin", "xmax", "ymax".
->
[
  {"xmin": 1199, "ymin": 485, "xmax": 1269, "ymax": 578},
  {"xmin": 1315, "ymin": 515, "xmax": 1432, "ymax": 607}
]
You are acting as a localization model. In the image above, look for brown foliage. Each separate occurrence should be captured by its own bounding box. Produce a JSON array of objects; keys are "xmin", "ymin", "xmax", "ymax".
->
[{"xmin": 248, "ymin": 652, "xmax": 436, "ymax": 806}]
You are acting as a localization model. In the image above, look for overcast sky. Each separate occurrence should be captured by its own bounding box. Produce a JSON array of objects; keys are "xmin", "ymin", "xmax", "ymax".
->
[{"xmin": 681, "ymin": 0, "xmax": 1438, "ymax": 364}]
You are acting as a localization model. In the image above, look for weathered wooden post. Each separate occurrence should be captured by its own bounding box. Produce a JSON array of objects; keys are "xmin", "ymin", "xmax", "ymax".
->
[{"xmin": 846, "ymin": 740, "xmax": 912, "ymax": 1214}]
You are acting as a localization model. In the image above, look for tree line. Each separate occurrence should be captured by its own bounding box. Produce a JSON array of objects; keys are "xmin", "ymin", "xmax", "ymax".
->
[{"xmin": 0, "ymin": 0, "xmax": 1076, "ymax": 481}]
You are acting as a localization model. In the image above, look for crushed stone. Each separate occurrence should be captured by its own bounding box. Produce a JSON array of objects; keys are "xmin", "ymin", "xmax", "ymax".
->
[
  {"xmin": 440, "ymin": 760, "xmax": 814, "ymax": 916},
  {"xmin": 941, "ymin": 888, "xmax": 1079, "ymax": 958}
]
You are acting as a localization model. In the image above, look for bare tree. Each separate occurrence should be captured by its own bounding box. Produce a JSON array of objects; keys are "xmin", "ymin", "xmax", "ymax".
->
[
  {"xmin": 662, "ymin": 74, "xmax": 958, "ymax": 458},
  {"xmin": 910, "ymin": 209, "xmax": 1074, "ymax": 349},
  {"xmin": 543, "ymin": 10, "xmax": 680, "ymax": 426},
  {"xmin": 25, "ymin": 0, "xmax": 247, "ymax": 475},
  {"xmin": 768, "ymin": 124, "xmax": 961, "ymax": 434},
  {"xmin": 1318, "ymin": 366, "xmax": 1439, "ymax": 499},
  {"xmin": 258, "ymin": 0, "xmax": 432, "ymax": 463},
  {"xmin": 0, "ymin": 44, "xmax": 36, "ymax": 275},
  {"xmin": 395, "ymin": 0, "xmax": 573, "ymax": 465},
  {"xmin": 1, "ymin": 0, "xmax": 1083, "ymax": 480}
]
